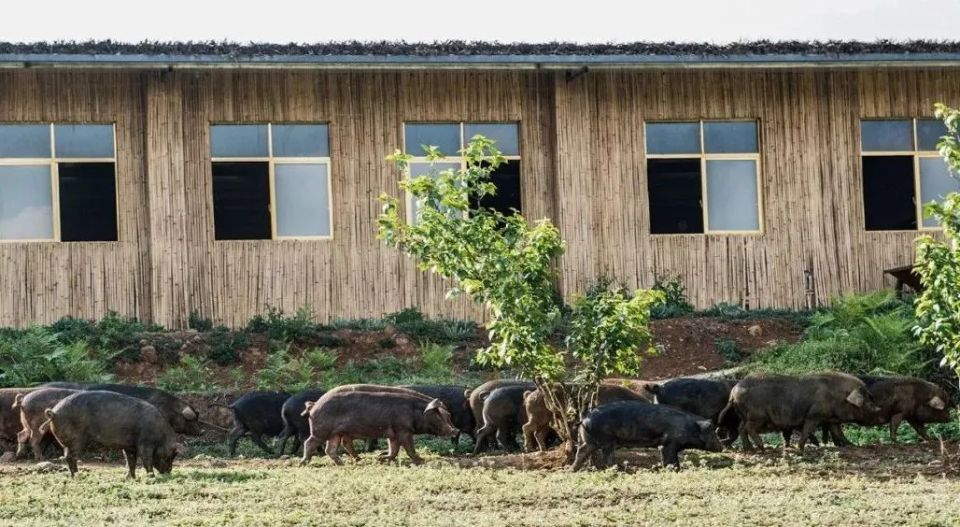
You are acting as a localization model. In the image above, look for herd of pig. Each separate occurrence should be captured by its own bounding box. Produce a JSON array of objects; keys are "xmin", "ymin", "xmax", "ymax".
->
[{"xmin": 0, "ymin": 372, "xmax": 952, "ymax": 478}]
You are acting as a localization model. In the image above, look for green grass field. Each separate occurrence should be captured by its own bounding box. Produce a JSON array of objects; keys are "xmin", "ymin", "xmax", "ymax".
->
[{"xmin": 2, "ymin": 442, "xmax": 959, "ymax": 527}]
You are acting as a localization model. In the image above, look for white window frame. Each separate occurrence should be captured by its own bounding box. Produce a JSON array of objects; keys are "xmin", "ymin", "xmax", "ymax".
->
[
  {"xmin": 860, "ymin": 117, "xmax": 954, "ymax": 232},
  {"xmin": 0, "ymin": 123, "xmax": 118, "ymax": 243},
  {"xmin": 402, "ymin": 122, "xmax": 521, "ymax": 224},
  {"xmin": 210, "ymin": 123, "xmax": 334, "ymax": 241},
  {"xmin": 644, "ymin": 119, "xmax": 764, "ymax": 235}
]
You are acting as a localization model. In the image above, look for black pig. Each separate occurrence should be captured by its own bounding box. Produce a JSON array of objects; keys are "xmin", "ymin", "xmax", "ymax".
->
[
  {"xmin": 45, "ymin": 390, "xmax": 185, "ymax": 478},
  {"xmin": 572, "ymin": 401, "xmax": 723, "ymax": 470},
  {"xmin": 225, "ymin": 391, "xmax": 291, "ymax": 456},
  {"xmin": 277, "ymin": 389, "xmax": 326, "ymax": 455}
]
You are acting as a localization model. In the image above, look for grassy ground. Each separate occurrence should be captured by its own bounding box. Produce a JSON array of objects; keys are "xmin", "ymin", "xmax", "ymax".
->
[{"xmin": 2, "ymin": 442, "xmax": 960, "ymax": 526}]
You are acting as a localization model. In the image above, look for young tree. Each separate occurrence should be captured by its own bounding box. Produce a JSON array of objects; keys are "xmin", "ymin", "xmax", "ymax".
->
[
  {"xmin": 378, "ymin": 137, "xmax": 662, "ymax": 453},
  {"xmin": 914, "ymin": 103, "xmax": 960, "ymax": 390}
]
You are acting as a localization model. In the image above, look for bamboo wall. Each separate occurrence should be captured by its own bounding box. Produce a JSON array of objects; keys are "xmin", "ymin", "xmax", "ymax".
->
[{"xmin": 0, "ymin": 67, "xmax": 957, "ymax": 327}]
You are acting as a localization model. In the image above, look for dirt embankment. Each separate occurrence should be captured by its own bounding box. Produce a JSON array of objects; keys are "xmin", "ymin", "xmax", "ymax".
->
[{"xmin": 109, "ymin": 316, "xmax": 802, "ymax": 388}]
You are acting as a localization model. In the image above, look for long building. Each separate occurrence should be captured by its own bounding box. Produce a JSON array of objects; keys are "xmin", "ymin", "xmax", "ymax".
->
[{"xmin": 1, "ymin": 41, "xmax": 959, "ymax": 327}]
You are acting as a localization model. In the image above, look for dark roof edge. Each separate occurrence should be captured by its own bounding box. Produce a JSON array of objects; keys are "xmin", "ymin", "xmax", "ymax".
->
[{"xmin": 3, "ymin": 52, "xmax": 960, "ymax": 69}]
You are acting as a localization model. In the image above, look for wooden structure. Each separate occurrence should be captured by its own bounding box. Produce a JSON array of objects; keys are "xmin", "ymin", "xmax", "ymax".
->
[{"xmin": 1, "ymin": 42, "xmax": 959, "ymax": 327}]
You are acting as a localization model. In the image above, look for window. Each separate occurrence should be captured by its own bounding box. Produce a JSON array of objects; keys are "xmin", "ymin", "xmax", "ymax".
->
[
  {"xmin": 210, "ymin": 124, "xmax": 331, "ymax": 240},
  {"xmin": 860, "ymin": 118, "xmax": 960, "ymax": 230},
  {"xmin": 0, "ymin": 124, "xmax": 117, "ymax": 242},
  {"xmin": 644, "ymin": 120, "xmax": 761, "ymax": 234},
  {"xmin": 403, "ymin": 122, "xmax": 521, "ymax": 221}
]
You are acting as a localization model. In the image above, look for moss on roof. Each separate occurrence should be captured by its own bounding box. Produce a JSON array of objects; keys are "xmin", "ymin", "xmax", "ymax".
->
[{"xmin": 2, "ymin": 39, "xmax": 960, "ymax": 57}]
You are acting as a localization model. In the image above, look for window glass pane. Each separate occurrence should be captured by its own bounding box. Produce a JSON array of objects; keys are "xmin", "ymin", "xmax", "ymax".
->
[
  {"xmin": 275, "ymin": 164, "xmax": 331, "ymax": 237},
  {"xmin": 862, "ymin": 156, "xmax": 916, "ymax": 230},
  {"xmin": 54, "ymin": 125, "xmax": 113, "ymax": 158},
  {"xmin": 408, "ymin": 162, "xmax": 460, "ymax": 221},
  {"xmin": 645, "ymin": 122, "xmax": 701, "ymax": 155},
  {"xmin": 0, "ymin": 124, "xmax": 50, "ymax": 158},
  {"xmin": 705, "ymin": 160, "xmax": 760, "ymax": 231},
  {"xmin": 470, "ymin": 160, "xmax": 521, "ymax": 215},
  {"xmin": 464, "ymin": 123, "xmax": 519, "ymax": 156},
  {"xmin": 647, "ymin": 159, "xmax": 703, "ymax": 234},
  {"xmin": 704, "ymin": 121, "xmax": 758, "ymax": 154},
  {"xmin": 0, "ymin": 165, "xmax": 53, "ymax": 240},
  {"xmin": 211, "ymin": 125, "xmax": 268, "ymax": 158},
  {"xmin": 861, "ymin": 120, "xmax": 913, "ymax": 152},
  {"xmin": 212, "ymin": 162, "xmax": 271, "ymax": 240},
  {"xmin": 272, "ymin": 124, "xmax": 330, "ymax": 157},
  {"xmin": 58, "ymin": 163, "xmax": 118, "ymax": 242},
  {"xmin": 917, "ymin": 119, "xmax": 949, "ymax": 151},
  {"xmin": 919, "ymin": 157, "xmax": 960, "ymax": 227},
  {"xmin": 404, "ymin": 124, "xmax": 460, "ymax": 157}
]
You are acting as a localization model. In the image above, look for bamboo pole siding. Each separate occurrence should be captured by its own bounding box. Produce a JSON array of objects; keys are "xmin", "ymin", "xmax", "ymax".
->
[
  {"xmin": 0, "ymin": 71, "xmax": 150, "ymax": 326},
  {"xmin": 551, "ymin": 68, "xmax": 960, "ymax": 310},
  {"xmin": 0, "ymin": 68, "xmax": 957, "ymax": 327}
]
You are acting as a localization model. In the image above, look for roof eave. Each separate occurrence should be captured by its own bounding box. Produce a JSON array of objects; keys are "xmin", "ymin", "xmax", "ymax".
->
[{"xmin": 2, "ymin": 52, "xmax": 960, "ymax": 69}]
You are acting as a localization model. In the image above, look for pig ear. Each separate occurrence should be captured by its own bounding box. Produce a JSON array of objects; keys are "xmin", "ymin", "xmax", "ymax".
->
[
  {"xmin": 929, "ymin": 396, "xmax": 946, "ymax": 410},
  {"xmin": 846, "ymin": 390, "xmax": 865, "ymax": 408},
  {"xmin": 301, "ymin": 401, "xmax": 315, "ymax": 417},
  {"xmin": 424, "ymin": 399, "xmax": 442, "ymax": 413},
  {"xmin": 697, "ymin": 420, "xmax": 713, "ymax": 433},
  {"xmin": 181, "ymin": 406, "xmax": 198, "ymax": 420}
]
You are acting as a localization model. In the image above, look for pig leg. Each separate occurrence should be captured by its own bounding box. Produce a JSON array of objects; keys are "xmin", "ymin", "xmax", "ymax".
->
[
  {"xmin": 62, "ymin": 446, "xmax": 79, "ymax": 477},
  {"xmin": 521, "ymin": 422, "xmax": 538, "ymax": 452},
  {"xmin": 340, "ymin": 436, "xmax": 362, "ymax": 461},
  {"xmin": 248, "ymin": 432, "xmax": 274, "ymax": 456},
  {"xmin": 497, "ymin": 427, "xmax": 520, "ymax": 452},
  {"xmin": 139, "ymin": 443, "xmax": 156, "ymax": 476},
  {"xmin": 366, "ymin": 438, "xmax": 379, "ymax": 452},
  {"xmin": 571, "ymin": 442, "xmax": 595, "ymax": 471},
  {"xmin": 473, "ymin": 423, "xmax": 496, "ymax": 455},
  {"xmin": 227, "ymin": 423, "xmax": 247, "ymax": 457},
  {"xmin": 660, "ymin": 442, "xmax": 681, "ymax": 470},
  {"xmin": 780, "ymin": 429, "xmax": 793, "ymax": 451},
  {"xmin": 450, "ymin": 432, "xmax": 460, "ymax": 447},
  {"xmin": 601, "ymin": 446, "xmax": 616, "ymax": 468},
  {"xmin": 380, "ymin": 437, "xmax": 401, "ymax": 462},
  {"xmin": 828, "ymin": 424, "xmax": 851, "ymax": 446},
  {"xmin": 122, "ymin": 447, "xmax": 138, "ymax": 479},
  {"xmin": 889, "ymin": 414, "xmax": 904, "ymax": 442},
  {"xmin": 534, "ymin": 428, "xmax": 550, "ymax": 453},
  {"xmin": 744, "ymin": 422, "xmax": 764, "ymax": 451},
  {"xmin": 796, "ymin": 420, "xmax": 818, "ymax": 451},
  {"xmin": 907, "ymin": 419, "xmax": 931, "ymax": 441},
  {"xmin": 398, "ymin": 433, "xmax": 423, "ymax": 465},
  {"xmin": 324, "ymin": 436, "xmax": 344, "ymax": 466},
  {"xmin": 30, "ymin": 431, "xmax": 51, "ymax": 461},
  {"xmin": 299, "ymin": 435, "xmax": 323, "ymax": 466},
  {"xmin": 276, "ymin": 426, "xmax": 291, "ymax": 456},
  {"xmin": 16, "ymin": 427, "xmax": 30, "ymax": 459}
]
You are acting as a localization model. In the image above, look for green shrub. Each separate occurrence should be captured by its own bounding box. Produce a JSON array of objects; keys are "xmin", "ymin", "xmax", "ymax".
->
[
  {"xmin": 420, "ymin": 342, "xmax": 454, "ymax": 377},
  {"xmin": 93, "ymin": 311, "xmax": 159, "ymax": 352},
  {"xmin": 254, "ymin": 346, "xmax": 337, "ymax": 392},
  {"xmin": 207, "ymin": 326, "xmax": 250, "ymax": 366},
  {"xmin": 156, "ymin": 355, "xmax": 216, "ymax": 392},
  {"xmin": 651, "ymin": 276, "xmax": 694, "ymax": 319},
  {"xmin": 48, "ymin": 316, "xmax": 98, "ymax": 344},
  {"xmin": 188, "ymin": 311, "xmax": 214, "ymax": 332},
  {"xmin": 750, "ymin": 292, "xmax": 941, "ymax": 382},
  {"xmin": 0, "ymin": 327, "xmax": 113, "ymax": 387},
  {"xmin": 330, "ymin": 317, "xmax": 388, "ymax": 331},
  {"xmin": 246, "ymin": 306, "xmax": 319, "ymax": 343},
  {"xmin": 715, "ymin": 339, "xmax": 743, "ymax": 364},
  {"xmin": 385, "ymin": 308, "xmax": 425, "ymax": 325}
]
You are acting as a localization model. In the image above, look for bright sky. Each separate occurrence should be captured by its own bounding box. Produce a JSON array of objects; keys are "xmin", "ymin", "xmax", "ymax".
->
[{"xmin": 0, "ymin": 0, "xmax": 955, "ymax": 43}]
